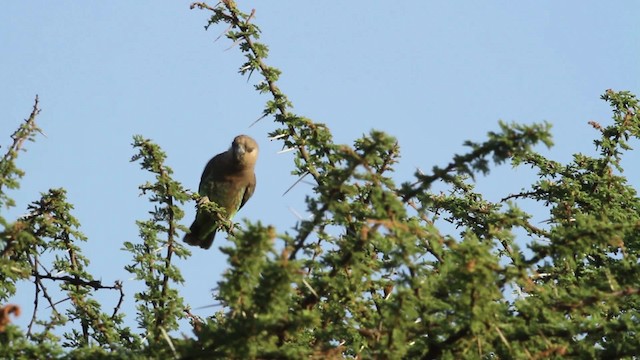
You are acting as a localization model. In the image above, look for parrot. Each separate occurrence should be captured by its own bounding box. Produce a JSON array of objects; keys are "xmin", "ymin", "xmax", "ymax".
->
[{"xmin": 184, "ymin": 135, "xmax": 258, "ymax": 249}]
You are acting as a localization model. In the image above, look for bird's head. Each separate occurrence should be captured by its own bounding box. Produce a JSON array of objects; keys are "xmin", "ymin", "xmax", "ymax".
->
[{"xmin": 231, "ymin": 135, "xmax": 259, "ymax": 166}]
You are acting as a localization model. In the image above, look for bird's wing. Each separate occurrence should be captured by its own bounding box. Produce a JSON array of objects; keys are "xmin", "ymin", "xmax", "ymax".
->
[
  {"xmin": 198, "ymin": 152, "xmax": 227, "ymax": 195},
  {"xmin": 238, "ymin": 172, "xmax": 256, "ymax": 211}
]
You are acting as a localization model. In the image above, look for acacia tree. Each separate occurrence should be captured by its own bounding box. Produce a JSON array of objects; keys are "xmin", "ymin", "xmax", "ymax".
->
[{"xmin": 1, "ymin": 1, "xmax": 639, "ymax": 359}]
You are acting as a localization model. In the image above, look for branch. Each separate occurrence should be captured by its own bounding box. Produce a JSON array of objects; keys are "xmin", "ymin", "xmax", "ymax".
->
[
  {"xmin": 33, "ymin": 272, "xmax": 121, "ymax": 291},
  {"xmin": 157, "ymin": 188, "xmax": 175, "ymax": 330},
  {"xmin": 111, "ymin": 281, "xmax": 125, "ymax": 319},
  {"xmin": 500, "ymin": 190, "xmax": 540, "ymax": 202},
  {"xmin": 193, "ymin": 1, "xmax": 324, "ymax": 183},
  {"xmin": 288, "ymin": 203, "xmax": 329, "ymax": 261},
  {"xmin": 28, "ymin": 255, "xmax": 63, "ymax": 337},
  {"xmin": 0, "ymin": 95, "xmax": 43, "ymax": 198}
]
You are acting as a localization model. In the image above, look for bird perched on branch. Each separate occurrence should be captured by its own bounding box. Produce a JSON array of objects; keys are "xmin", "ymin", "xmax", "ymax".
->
[{"xmin": 184, "ymin": 135, "xmax": 258, "ymax": 249}]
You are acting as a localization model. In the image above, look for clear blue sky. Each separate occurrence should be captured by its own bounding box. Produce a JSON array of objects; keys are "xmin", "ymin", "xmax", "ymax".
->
[{"xmin": 1, "ymin": 1, "xmax": 638, "ymax": 337}]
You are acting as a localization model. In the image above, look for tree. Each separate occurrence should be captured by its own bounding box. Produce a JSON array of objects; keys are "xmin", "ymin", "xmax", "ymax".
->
[{"xmin": 1, "ymin": 1, "xmax": 639, "ymax": 358}]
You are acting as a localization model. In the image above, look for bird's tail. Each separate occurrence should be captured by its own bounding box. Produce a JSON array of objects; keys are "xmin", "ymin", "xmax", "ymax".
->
[{"xmin": 183, "ymin": 222, "xmax": 216, "ymax": 250}]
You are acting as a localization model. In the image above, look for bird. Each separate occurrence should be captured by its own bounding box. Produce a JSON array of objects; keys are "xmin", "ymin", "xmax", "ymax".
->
[{"xmin": 183, "ymin": 135, "xmax": 258, "ymax": 249}]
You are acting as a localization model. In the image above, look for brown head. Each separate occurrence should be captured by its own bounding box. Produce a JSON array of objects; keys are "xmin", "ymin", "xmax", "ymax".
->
[{"xmin": 230, "ymin": 135, "xmax": 259, "ymax": 168}]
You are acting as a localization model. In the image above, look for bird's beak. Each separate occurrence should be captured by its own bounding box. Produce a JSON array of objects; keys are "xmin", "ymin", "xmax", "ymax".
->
[{"xmin": 234, "ymin": 143, "xmax": 246, "ymax": 159}]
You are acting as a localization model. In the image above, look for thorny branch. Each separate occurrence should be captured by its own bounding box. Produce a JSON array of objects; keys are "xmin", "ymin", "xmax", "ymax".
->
[
  {"xmin": 158, "ymin": 176, "xmax": 176, "ymax": 330},
  {"xmin": 192, "ymin": 1, "xmax": 323, "ymax": 183},
  {"xmin": 33, "ymin": 272, "xmax": 121, "ymax": 291},
  {"xmin": 28, "ymin": 255, "xmax": 61, "ymax": 336},
  {"xmin": 0, "ymin": 95, "xmax": 43, "ymax": 201},
  {"xmin": 1, "ymin": 96, "xmax": 42, "ymax": 169},
  {"xmin": 26, "ymin": 254, "xmax": 124, "ymax": 336}
]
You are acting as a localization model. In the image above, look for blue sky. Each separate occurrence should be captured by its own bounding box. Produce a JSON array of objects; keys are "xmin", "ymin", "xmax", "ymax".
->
[{"xmin": 1, "ymin": 1, "xmax": 638, "ymax": 337}]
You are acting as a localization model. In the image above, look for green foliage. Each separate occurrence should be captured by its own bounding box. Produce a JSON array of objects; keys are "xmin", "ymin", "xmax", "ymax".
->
[
  {"xmin": 124, "ymin": 136, "xmax": 192, "ymax": 357},
  {"xmin": 0, "ymin": 97, "xmax": 42, "ymax": 211},
  {"xmin": 0, "ymin": 97, "xmax": 42, "ymax": 303},
  {"xmin": 189, "ymin": 2, "xmax": 640, "ymax": 358},
  {"xmin": 0, "ymin": 2, "xmax": 638, "ymax": 359},
  {"xmin": 0, "ymin": 99, "xmax": 139, "ymax": 358}
]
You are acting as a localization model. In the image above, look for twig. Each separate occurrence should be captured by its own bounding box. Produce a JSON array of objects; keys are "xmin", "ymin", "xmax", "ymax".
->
[
  {"xmin": 500, "ymin": 190, "xmax": 539, "ymax": 202},
  {"xmin": 0, "ymin": 95, "xmax": 42, "ymax": 195},
  {"xmin": 27, "ymin": 255, "xmax": 40, "ymax": 337},
  {"xmin": 305, "ymin": 237, "xmax": 324, "ymax": 275},
  {"xmin": 33, "ymin": 272, "xmax": 121, "ymax": 290},
  {"xmin": 111, "ymin": 281, "xmax": 125, "ymax": 319},
  {"xmin": 216, "ymin": 2, "xmax": 324, "ymax": 182},
  {"xmin": 29, "ymin": 260, "xmax": 63, "ymax": 334},
  {"xmin": 289, "ymin": 205, "xmax": 329, "ymax": 261},
  {"xmin": 158, "ymin": 189, "xmax": 176, "ymax": 330}
]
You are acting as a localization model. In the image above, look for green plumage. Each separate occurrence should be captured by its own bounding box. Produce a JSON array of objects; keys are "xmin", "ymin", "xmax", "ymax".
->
[{"xmin": 184, "ymin": 135, "xmax": 258, "ymax": 249}]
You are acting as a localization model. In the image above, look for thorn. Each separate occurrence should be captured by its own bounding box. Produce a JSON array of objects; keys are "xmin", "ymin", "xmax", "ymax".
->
[
  {"xmin": 301, "ymin": 180, "xmax": 315, "ymax": 187},
  {"xmin": 215, "ymin": 24, "xmax": 233, "ymax": 42},
  {"xmin": 277, "ymin": 147, "xmax": 295, "ymax": 154},
  {"xmin": 246, "ymin": 68, "xmax": 255, "ymax": 82},
  {"xmin": 268, "ymin": 133, "xmax": 287, "ymax": 141},
  {"xmin": 283, "ymin": 172, "xmax": 309, "ymax": 196},
  {"xmin": 288, "ymin": 206, "xmax": 304, "ymax": 220},
  {"xmin": 193, "ymin": 303, "xmax": 223, "ymax": 310},
  {"xmin": 301, "ymin": 278, "xmax": 318, "ymax": 298},
  {"xmin": 245, "ymin": 9, "xmax": 256, "ymax": 25},
  {"xmin": 249, "ymin": 113, "xmax": 268, "ymax": 128},
  {"xmin": 225, "ymin": 38, "xmax": 242, "ymax": 51},
  {"xmin": 160, "ymin": 328, "xmax": 177, "ymax": 359},
  {"xmin": 47, "ymin": 297, "xmax": 70, "ymax": 309}
]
